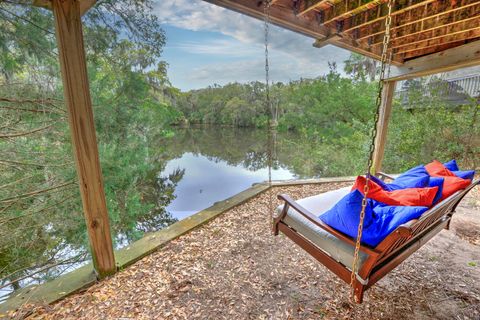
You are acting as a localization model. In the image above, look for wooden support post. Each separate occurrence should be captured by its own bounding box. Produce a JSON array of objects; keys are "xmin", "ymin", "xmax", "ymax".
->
[
  {"xmin": 52, "ymin": 0, "xmax": 115, "ymax": 278},
  {"xmin": 372, "ymin": 81, "xmax": 396, "ymax": 174}
]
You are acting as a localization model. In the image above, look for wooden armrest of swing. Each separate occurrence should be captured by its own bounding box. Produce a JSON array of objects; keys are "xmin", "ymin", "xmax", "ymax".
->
[
  {"xmin": 277, "ymin": 194, "xmax": 380, "ymax": 256},
  {"xmin": 376, "ymin": 172, "xmax": 395, "ymax": 181}
]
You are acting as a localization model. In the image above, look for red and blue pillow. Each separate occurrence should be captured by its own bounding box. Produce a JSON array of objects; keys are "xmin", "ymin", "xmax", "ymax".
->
[
  {"xmin": 320, "ymin": 189, "xmax": 428, "ymax": 247},
  {"xmin": 443, "ymin": 159, "xmax": 475, "ymax": 180},
  {"xmin": 319, "ymin": 160, "xmax": 473, "ymax": 247},
  {"xmin": 352, "ymin": 175, "xmax": 438, "ymax": 207},
  {"xmin": 425, "ymin": 160, "xmax": 471, "ymax": 200}
]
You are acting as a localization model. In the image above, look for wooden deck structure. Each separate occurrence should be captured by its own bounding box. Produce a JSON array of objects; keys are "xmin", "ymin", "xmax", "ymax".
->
[{"xmin": 25, "ymin": 0, "xmax": 480, "ymax": 281}]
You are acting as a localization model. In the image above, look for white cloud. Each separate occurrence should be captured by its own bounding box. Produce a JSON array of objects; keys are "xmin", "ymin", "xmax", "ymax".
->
[
  {"xmin": 168, "ymin": 38, "xmax": 262, "ymax": 57},
  {"xmin": 154, "ymin": 0, "xmax": 351, "ymax": 89}
]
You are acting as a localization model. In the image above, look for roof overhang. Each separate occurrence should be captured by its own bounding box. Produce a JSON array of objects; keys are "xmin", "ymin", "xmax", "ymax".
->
[{"xmin": 203, "ymin": 0, "xmax": 480, "ymax": 67}]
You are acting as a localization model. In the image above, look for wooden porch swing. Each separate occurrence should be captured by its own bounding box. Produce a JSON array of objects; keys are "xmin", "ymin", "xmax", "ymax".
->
[
  {"xmin": 274, "ymin": 177, "xmax": 479, "ymax": 303},
  {"xmin": 254, "ymin": 0, "xmax": 480, "ymax": 304}
]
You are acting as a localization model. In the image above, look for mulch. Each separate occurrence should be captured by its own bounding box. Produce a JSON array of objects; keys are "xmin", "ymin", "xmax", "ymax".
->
[{"xmin": 8, "ymin": 183, "xmax": 480, "ymax": 320}]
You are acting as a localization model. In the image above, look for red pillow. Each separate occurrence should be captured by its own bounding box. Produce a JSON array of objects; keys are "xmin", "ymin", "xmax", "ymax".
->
[
  {"xmin": 425, "ymin": 160, "xmax": 455, "ymax": 177},
  {"xmin": 425, "ymin": 160, "xmax": 471, "ymax": 200},
  {"xmin": 352, "ymin": 176, "xmax": 438, "ymax": 207}
]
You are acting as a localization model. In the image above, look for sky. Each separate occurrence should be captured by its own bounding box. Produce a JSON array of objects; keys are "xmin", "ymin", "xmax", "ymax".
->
[{"xmin": 153, "ymin": 0, "xmax": 351, "ymax": 91}]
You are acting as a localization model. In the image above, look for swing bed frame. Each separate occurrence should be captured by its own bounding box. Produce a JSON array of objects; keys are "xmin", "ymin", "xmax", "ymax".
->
[{"xmin": 273, "ymin": 172, "xmax": 479, "ymax": 303}]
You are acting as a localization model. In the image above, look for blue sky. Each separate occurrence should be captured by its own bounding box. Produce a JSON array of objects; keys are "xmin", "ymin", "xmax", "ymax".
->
[{"xmin": 154, "ymin": 0, "xmax": 351, "ymax": 91}]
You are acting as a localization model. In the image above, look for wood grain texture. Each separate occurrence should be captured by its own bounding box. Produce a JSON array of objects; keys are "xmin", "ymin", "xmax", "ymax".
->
[
  {"xmin": 52, "ymin": 0, "xmax": 115, "ymax": 278},
  {"xmin": 386, "ymin": 41, "xmax": 480, "ymax": 81},
  {"xmin": 33, "ymin": 0, "xmax": 96, "ymax": 16},
  {"xmin": 372, "ymin": 81, "xmax": 396, "ymax": 174}
]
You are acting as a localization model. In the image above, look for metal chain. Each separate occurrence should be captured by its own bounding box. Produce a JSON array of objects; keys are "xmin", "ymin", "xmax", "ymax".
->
[
  {"xmin": 350, "ymin": 0, "xmax": 394, "ymax": 303},
  {"xmin": 264, "ymin": 0, "xmax": 274, "ymax": 216}
]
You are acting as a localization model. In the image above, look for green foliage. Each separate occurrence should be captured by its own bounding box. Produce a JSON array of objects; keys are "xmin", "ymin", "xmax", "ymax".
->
[
  {"xmin": 384, "ymin": 101, "xmax": 480, "ymax": 172},
  {"xmin": 0, "ymin": 0, "xmax": 179, "ymax": 293}
]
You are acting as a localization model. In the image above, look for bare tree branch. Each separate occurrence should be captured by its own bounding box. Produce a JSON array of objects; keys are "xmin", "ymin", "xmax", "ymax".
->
[
  {"xmin": 0, "ymin": 180, "xmax": 75, "ymax": 203},
  {"xmin": 0, "ymin": 124, "xmax": 53, "ymax": 138}
]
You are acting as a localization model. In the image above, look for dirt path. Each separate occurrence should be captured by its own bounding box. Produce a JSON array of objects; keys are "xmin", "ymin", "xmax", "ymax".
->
[{"xmin": 9, "ymin": 183, "xmax": 480, "ymax": 320}]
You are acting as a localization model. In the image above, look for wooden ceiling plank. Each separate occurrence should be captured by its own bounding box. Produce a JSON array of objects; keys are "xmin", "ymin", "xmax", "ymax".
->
[
  {"xmin": 386, "ymin": 41, "xmax": 480, "ymax": 81},
  {"xmin": 321, "ymin": 0, "xmax": 386, "ymax": 26},
  {"xmin": 341, "ymin": 0, "xmax": 435, "ymax": 34},
  {"xmin": 396, "ymin": 29, "xmax": 480, "ymax": 55},
  {"xmin": 364, "ymin": 1, "xmax": 480, "ymax": 45},
  {"xmin": 401, "ymin": 40, "xmax": 473, "ymax": 59},
  {"xmin": 391, "ymin": 17, "xmax": 480, "ymax": 50},
  {"xmin": 297, "ymin": 0, "xmax": 332, "ymax": 16}
]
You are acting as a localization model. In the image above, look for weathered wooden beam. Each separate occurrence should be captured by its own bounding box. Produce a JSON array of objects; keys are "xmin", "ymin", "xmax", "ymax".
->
[
  {"xmin": 385, "ymin": 41, "xmax": 480, "ymax": 81},
  {"xmin": 313, "ymin": 33, "xmax": 392, "ymax": 63},
  {"xmin": 297, "ymin": 0, "xmax": 333, "ymax": 16},
  {"xmin": 394, "ymin": 27, "xmax": 480, "ymax": 54},
  {"xmin": 313, "ymin": 34, "xmax": 342, "ymax": 48},
  {"xmin": 52, "ymin": 0, "xmax": 115, "ymax": 278},
  {"xmin": 33, "ymin": 0, "xmax": 96, "ymax": 16},
  {"xmin": 400, "ymin": 39, "xmax": 476, "ymax": 60},
  {"xmin": 325, "ymin": 37, "xmax": 403, "ymax": 65},
  {"xmin": 203, "ymin": 0, "xmax": 330, "ymax": 39},
  {"xmin": 321, "ymin": 0, "xmax": 386, "ymax": 26},
  {"xmin": 342, "ymin": 0, "xmax": 435, "ymax": 35},
  {"xmin": 372, "ymin": 81, "xmax": 396, "ymax": 174},
  {"xmin": 367, "ymin": 2, "xmax": 480, "ymax": 46}
]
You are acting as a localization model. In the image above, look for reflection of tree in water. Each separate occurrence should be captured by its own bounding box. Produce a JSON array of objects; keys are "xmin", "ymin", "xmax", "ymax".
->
[
  {"xmin": 0, "ymin": 143, "xmax": 185, "ymax": 297},
  {"xmin": 159, "ymin": 127, "xmax": 320, "ymax": 178},
  {"xmin": 136, "ymin": 168, "xmax": 185, "ymax": 233}
]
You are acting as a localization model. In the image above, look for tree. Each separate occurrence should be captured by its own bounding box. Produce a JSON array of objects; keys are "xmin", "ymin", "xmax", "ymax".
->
[{"xmin": 344, "ymin": 53, "xmax": 377, "ymax": 82}]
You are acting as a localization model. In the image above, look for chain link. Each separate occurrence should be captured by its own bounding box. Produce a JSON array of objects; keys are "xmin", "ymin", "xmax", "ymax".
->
[
  {"xmin": 350, "ymin": 0, "xmax": 394, "ymax": 303},
  {"xmin": 264, "ymin": 0, "xmax": 274, "ymax": 217}
]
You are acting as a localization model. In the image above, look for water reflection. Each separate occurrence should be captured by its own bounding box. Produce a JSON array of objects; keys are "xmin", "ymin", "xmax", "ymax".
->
[{"xmin": 162, "ymin": 152, "xmax": 294, "ymax": 219}]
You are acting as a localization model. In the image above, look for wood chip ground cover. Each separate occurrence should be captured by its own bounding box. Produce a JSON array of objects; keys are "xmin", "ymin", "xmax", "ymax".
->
[{"xmin": 7, "ymin": 183, "xmax": 480, "ymax": 319}]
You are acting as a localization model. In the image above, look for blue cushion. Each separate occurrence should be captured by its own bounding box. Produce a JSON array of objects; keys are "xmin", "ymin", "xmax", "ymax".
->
[
  {"xmin": 428, "ymin": 177, "xmax": 444, "ymax": 204},
  {"xmin": 388, "ymin": 175, "xmax": 430, "ymax": 191},
  {"xmin": 320, "ymin": 190, "xmax": 375, "ymax": 242},
  {"xmin": 320, "ymin": 190, "xmax": 429, "ymax": 247},
  {"xmin": 452, "ymin": 170, "xmax": 475, "ymax": 180},
  {"xmin": 372, "ymin": 167, "xmax": 429, "ymax": 192},
  {"xmin": 367, "ymin": 205, "xmax": 428, "ymax": 246},
  {"xmin": 444, "ymin": 159, "xmax": 459, "ymax": 171},
  {"xmin": 396, "ymin": 165, "xmax": 428, "ymax": 179}
]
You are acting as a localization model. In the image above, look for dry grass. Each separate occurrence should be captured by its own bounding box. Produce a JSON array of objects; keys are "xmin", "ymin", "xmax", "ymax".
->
[{"xmin": 8, "ymin": 182, "xmax": 480, "ymax": 320}]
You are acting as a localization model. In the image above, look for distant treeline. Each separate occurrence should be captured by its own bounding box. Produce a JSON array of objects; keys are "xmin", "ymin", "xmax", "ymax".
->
[{"xmin": 175, "ymin": 65, "xmax": 480, "ymax": 172}]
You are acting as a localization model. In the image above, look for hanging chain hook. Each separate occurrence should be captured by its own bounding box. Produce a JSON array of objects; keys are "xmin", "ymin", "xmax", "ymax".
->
[{"xmin": 350, "ymin": 0, "xmax": 394, "ymax": 303}]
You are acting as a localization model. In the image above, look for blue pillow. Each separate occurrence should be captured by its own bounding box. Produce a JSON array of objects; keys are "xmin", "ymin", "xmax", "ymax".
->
[
  {"xmin": 320, "ymin": 190, "xmax": 429, "ymax": 247},
  {"xmin": 452, "ymin": 170, "xmax": 475, "ymax": 180},
  {"xmin": 388, "ymin": 175, "xmax": 430, "ymax": 191},
  {"xmin": 367, "ymin": 205, "xmax": 429, "ymax": 246},
  {"xmin": 372, "ymin": 167, "xmax": 429, "ymax": 191},
  {"xmin": 320, "ymin": 190, "xmax": 375, "ymax": 242},
  {"xmin": 428, "ymin": 177, "xmax": 444, "ymax": 204},
  {"xmin": 444, "ymin": 159, "xmax": 459, "ymax": 171},
  {"xmin": 396, "ymin": 164, "xmax": 428, "ymax": 179}
]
